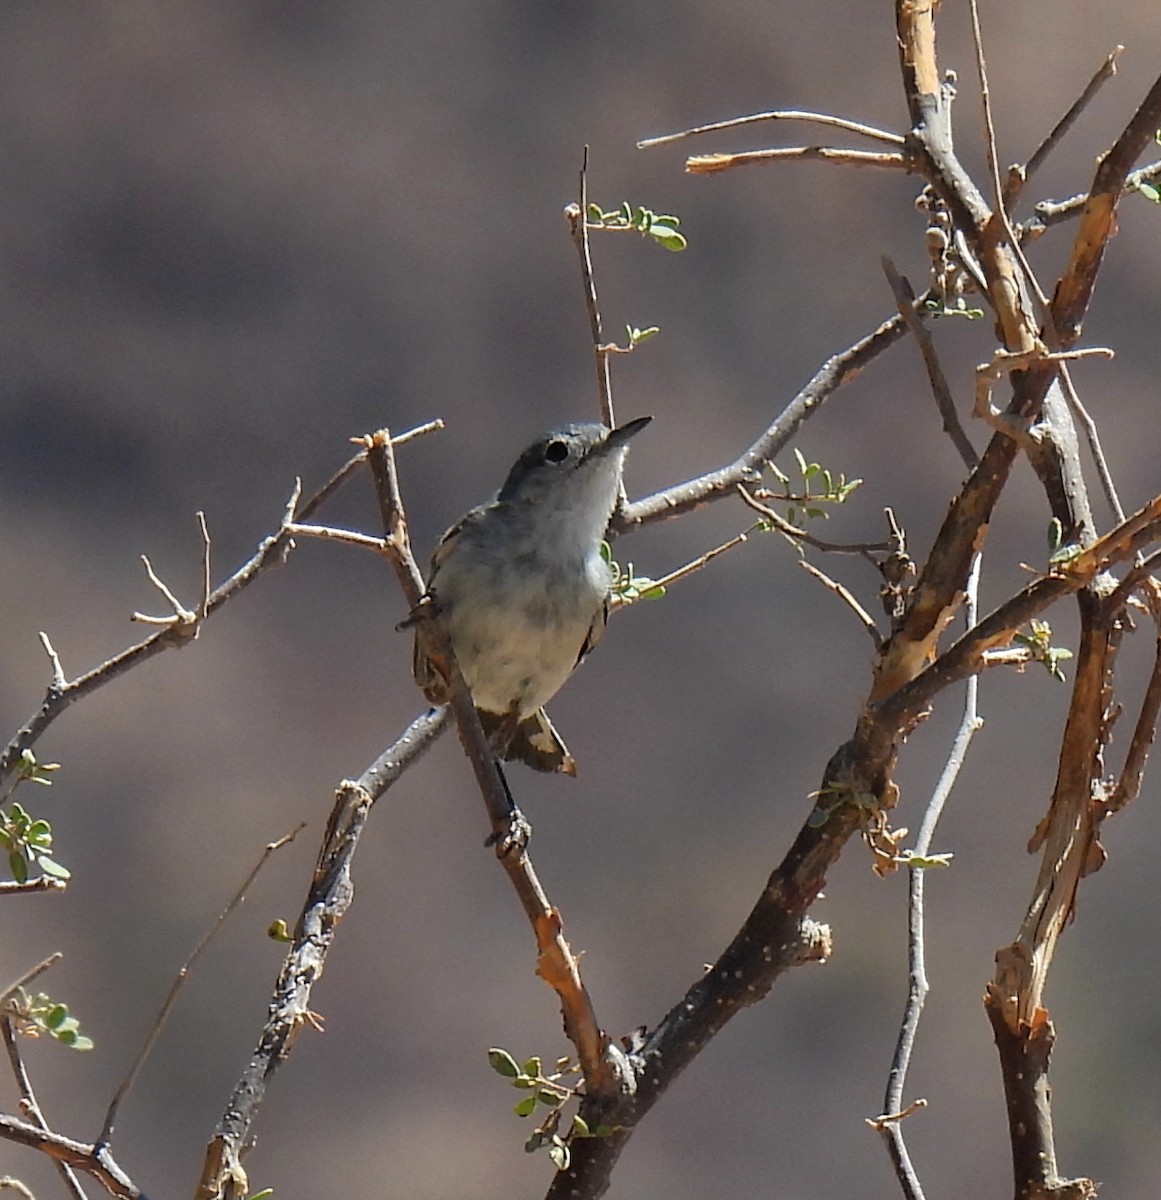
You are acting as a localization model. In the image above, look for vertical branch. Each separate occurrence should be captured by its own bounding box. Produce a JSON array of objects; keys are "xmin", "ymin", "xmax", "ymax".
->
[
  {"xmin": 564, "ymin": 148, "xmax": 616, "ymax": 428},
  {"xmin": 875, "ymin": 556, "xmax": 983, "ymax": 1200}
]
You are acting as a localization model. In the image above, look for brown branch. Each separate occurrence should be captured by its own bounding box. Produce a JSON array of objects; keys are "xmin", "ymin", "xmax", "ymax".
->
[
  {"xmin": 0, "ymin": 1112, "xmax": 145, "ymax": 1199},
  {"xmin": 0, "ymin": 420, "xmax": 443, "ymax": 784},
  {"xmin": 1004, "ymin": 46, "xmax": 1123, "ymax": 208},
  {"xmin": 100, "ymin": 827, "xmax": 304, "ymax": 1146},
  {"xmin": 1051, "ymin": 69, "xmax": 1161, "ymax": 344},
  {"xmin": 1109, "ymin": 581, "xmax": 1161, "ymax": 812},
  {"xmin": 197, "ymin": 706, "xmax": 451, "ymax": 1200},
  {"xmin": 564, "ymin": 149, "xmax": 615, "ymax": 429},
  {"xmin": 1021, "ymin": 160, "xmax": 1161, "ymax": 239},
  {"xmin": 880, "ymin": 256, "xmax": 979, "ymax": 471},
  {"xmin": 686, "ymin": 146, "xmax": 906, "ymax": 175},
  {"xmin": 876, "ymin": 553, "xmax": 982, "ymax": 1200},
  {"xmin": 0, "ymin": 878, "xmax": 66, "ymax": 896},
  {"xmin": 638, "ymin": 109, "xmax": 905, "ymax": 150},
  {"xmin": 613, "ymin": 305, "xmax": 916, "ymax": 534}
]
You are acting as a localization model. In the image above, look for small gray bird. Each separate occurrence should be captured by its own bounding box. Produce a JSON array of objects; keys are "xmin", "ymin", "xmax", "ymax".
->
[{"xmin": 412, "ymin": 416, "xmax": 651, "ymax": 775}]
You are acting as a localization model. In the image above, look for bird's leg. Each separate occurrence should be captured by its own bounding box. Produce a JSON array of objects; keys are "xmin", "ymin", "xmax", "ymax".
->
[{"xmin": 485, "ymin": 760, "xmax": 532, "ymax": 854}]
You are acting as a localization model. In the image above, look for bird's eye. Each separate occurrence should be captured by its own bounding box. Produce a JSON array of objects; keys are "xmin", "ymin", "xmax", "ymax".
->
[{"xmin": 544, "ymin": 439, "xmax": 570, "ymax": 464}]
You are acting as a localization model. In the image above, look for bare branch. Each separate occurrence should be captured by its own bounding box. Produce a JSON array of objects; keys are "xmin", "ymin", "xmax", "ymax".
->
[
  {"xmin": 638, "ymin": 109, "xmax": 905, "ymax": 149},
  {"xmin": 0, "ymin": 1113, "xmax": 145, "ymax": 1200},
  {"xmin": 3, "ymin": 1012, "xmax": 87, "ymax": 1200},
  {"xmin": 563, "ymin": 148, "xmax": 615, "ymax": 429},
  {"xmin": 197, "ymin": 707, "xmax": 451, "ymax": 1200},
  {"xmin": 799, "ymin": 561, "xmax": 883, "ymax": 649},
  {"xmin": 100, "ymin": 827, "xmax": 305, "ymax": 1146},
  {"xmin": 614, "ymin": 305, "xmax": 916, "ymax": 534},
  {"xmin": 0, "ymin": 955, "xmax": 63, "ymax": 1007},
  {"xmin": 881, "ymin": 256, "xmax": 979, "ymax": 471},
  {"xmin": 875, "ymin": 554, "xmax": 983, "ymax": 1200},
  {"xmin": 0, "ymin": 423, "xmax": 440, "ymax": 785},
  {"xmin": 1005, "ymin": 46, "xmax": 1123, "ymax": 207},
  {"xmin": 686, "ymin": 146, "xmax": 906, "ymax": 175}
]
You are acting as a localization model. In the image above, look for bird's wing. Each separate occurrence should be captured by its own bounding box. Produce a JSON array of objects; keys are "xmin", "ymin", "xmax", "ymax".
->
[
  {"xmin": 409, "ymin": 508, "xmax": 488, "ymax": 701},
  {"xmin": 574, "ymin": 596, "xmax": 608, "ymax": 668}
]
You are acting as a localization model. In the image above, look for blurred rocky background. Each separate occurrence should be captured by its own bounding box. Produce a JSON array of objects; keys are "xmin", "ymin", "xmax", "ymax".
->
[{"xmin": 2, "ymin": 3, "xmax": 1161, "ymax": 1197}]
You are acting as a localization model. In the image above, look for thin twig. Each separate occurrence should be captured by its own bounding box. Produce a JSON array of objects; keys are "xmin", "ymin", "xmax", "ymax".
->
[
  {"xmin": 1055, "ymin": 364, "xmax": 1125, "ymax": 523},
  {"xmin": 799, "ymin": 561, "xmax": 883, "ymax": 649},
  {"xmin": 612, "ymin": 528, "xmax": 756, "ymax": 608},
  {"xmin": 284, "ymin": 523, "xmax": 387, "ymax": 552},
  {"xmin": 1022, "ymin": 161, "xmax": 1161, "ymax": 238},
  {"xmin": 638, "ymin": 109, "xmax": 905, "ymax": 149},
  {"xmin": 686, "ymin": 147, "xmax": 907, "ymax": 175},
  {"xmin": 0, "ymin": 954, "xmax": 63, "ymax": 1007},
  {"xmin": 0, "ymin": 421, "xmax": 441, "ymax": 785},
  {"xmin": 0, "ymin": 878, "xmax": 66, "ymax": 896},
  {"xmin": 197, "ymin": 707, "xmax": 451, "ymax": 1200},
  {"xmin": 613, "ymin": 303, "xmax": 919, "ymax": 534},
  {"xmin": 1004, "ymin": 46, "xmax": 1123, "ymax": 207},
  {"xmin": 38, "ymin": 633, "xmax": 66, "ymax": 691},
  {"xmin": 0, "ymin": 1177, "xmax": 37, "ymax": 1198},
  {"xmin": 0, "ymin": 1114, "xmax": 144, "ymax": 1200},
  {"xmin": 876, "ymin": 553, "xmax": 983, "ymax": 1200},
  {"xmin": 133, "ymin": 555, "xmax": 196, "ymax": 627},
  {"xmin": 881, "ymin": 256, "xmax": 978, "ymax": 471},
  {"xmin": 100, "ymin": 826, "xmax": 305, "ymax": 1147},
  {"xmin": 3, "ymin": 1014, "xmax": 87, "ymax": 1199},
  {"xmin": 564, "ymin": 148, "xmax": 615, "ymax": 428},
  {"xmin": 736, "ymin": 486, "xmax": 889, "ymax": 559},
  {"xmin": 196, "ymin": 511, "xmax": 212, "ymax": 622},
  {"xmin": 1109, "ymin": 579, "xmax": 1161, "ymax": 813}
]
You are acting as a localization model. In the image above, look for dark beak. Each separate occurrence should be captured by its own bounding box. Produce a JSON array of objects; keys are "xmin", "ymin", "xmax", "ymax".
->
[{"xmin": 604, "ymin": 415, "xmax": 652, "ymax": 449}]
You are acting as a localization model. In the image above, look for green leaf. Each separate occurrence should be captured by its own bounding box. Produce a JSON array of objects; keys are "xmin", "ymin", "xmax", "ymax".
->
[
  {"xmin": 1139, "ymin": 181, "xmax": 1161, "ymax": 203},
  {"xmin": 247, "ymin": 1191, "xmax": 275, "ymax": 1200},
  {"xmin": 904, "ymin": 852, "xmax": 954, "ymax": 869},
  {"xmin": 571, "ymin": 1115, "xmax": 591, "ymax": 1137},
  {"xmin": 10, "ymin": 850, "xmax": 28, "ymax": 884},
  {"xmin": 522, "ymin": 1056, "xmax": 542, "ymax": 1077},
  {"xmin": 45, "ymin": 1004, "xmax": 68, "ymax": 1030},
  {"xmin": 1046, "ymin": 518, "xmax": 1063, "ymax": 554},
  {"xmin": 649, "ymin": 227, "xmax": 687, "ymax": 251},
  {"xmin": 548, "ymin": 1140, "xmax": 571, "ymax": 1171},
  {"xmin": 488, "ymin": 1048, "xmax": 521, "ymax": 1079},
  {"xmin": 36, "ymin": 857, "xmax": 71, "ymax": 880},
  {"xmin": 513, "ymin": 1095, "xmax": 537, "ymax": 1118}
]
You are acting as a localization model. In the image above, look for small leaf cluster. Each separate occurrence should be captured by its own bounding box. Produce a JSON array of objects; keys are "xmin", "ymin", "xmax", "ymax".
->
[
  {"xmin": 488, "ymin": 1048, "xmax": 607, "ymax": 1171},
  {"xmin": 5, "ymin": 988, "xmax": 93, "ymax": 1051},
  {"xmin": 601, "ymin": 542, "xmax": 666, "ymax": 604},
  {"xmin": 1, "ymin": 750, "xmax": 69, "ymax": 883},
  {"xmin": 624, "ymin": 324, "xmax": 660, "ymax": 348},
  {"xmin": 1, "ymin": 801, "xmax": 69, "ymax": 883},
  {"xmin": 1014, "ymin": 619, "xmax": 1074, "ymax": 683},
  {"xmin": 586, "ymin": 201, "xmax": 687, "ymax": 251},
  {"xmin": 767, "ymin": 449, "xmax": 863, "ymax": 526}
]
